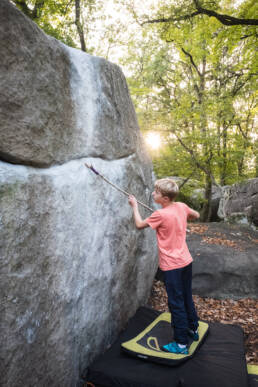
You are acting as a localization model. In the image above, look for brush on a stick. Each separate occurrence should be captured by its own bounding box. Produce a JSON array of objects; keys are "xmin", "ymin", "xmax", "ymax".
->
[{"xmin": 85, "ymin": 163, "xmax": 154, "ymax": 212}]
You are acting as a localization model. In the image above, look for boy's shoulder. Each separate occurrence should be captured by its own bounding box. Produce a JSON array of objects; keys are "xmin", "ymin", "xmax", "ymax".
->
[
  {"xmin": 174, "ymin": 201, "xmax": 189, "ymax": 209},
  {"xmin": 160, "ymin": 202, "xmax": 189, "ymax": 215},
  {"xmin": 152, "ymin": 202, "xmax": 189, "ymax": 217},
  {"xmin": 162, "ymin": 201, "xmax": 188, "ymax": 209}
]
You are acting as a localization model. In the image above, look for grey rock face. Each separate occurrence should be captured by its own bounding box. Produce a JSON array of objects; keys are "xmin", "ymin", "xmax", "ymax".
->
[
  {"xmin": 0, "ymin": 1, "xmax": 157, "ymax": 386},
  {"xmin": 0, "ymin": 159, "xmax": 156, "ymax": 387},
  {"xmin": 210, "ymin": 185, "xmax": 223, "ymax": 221},
  {"xmin": 0, "ymin": 0, "xmax": 140, "ymax": 167},
  {"xmin": 0, "ymin": 0, "xmax": 74, "ymax": 167},
  {"xmin": 218, "ymin": 179, "xmax": 258, "ymax": 228}
]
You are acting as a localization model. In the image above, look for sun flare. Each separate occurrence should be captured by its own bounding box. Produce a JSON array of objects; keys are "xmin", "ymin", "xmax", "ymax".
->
[{"xmin": 145, "ymin": 132, "xmax": 161, "ymax": 150}]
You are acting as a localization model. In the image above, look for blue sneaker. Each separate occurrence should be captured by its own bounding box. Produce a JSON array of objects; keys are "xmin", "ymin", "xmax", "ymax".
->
[
  {"xmin": 188, "ymin": 329, "xmax": 199, "ymax": 341},
  {"xmin": 162, "ymin": 342, "xmax": 189, "ymax": 354}
]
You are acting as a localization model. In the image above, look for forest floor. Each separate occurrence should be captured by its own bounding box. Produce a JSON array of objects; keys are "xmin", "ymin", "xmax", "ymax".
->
[{"xmin": 148, "ymin": 278, "xmax": 258, "ymax": 365}]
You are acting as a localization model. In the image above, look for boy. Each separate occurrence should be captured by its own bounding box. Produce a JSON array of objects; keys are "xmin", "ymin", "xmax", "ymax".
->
[{"xmin": 128, "ymin": 178, "xmax": 200, "ymax": 355}]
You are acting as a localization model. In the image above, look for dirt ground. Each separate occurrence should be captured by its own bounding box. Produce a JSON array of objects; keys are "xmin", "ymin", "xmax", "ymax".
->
[{"xmin": 148, "ymin": 279, "xmax": 258, "ymax": 365}]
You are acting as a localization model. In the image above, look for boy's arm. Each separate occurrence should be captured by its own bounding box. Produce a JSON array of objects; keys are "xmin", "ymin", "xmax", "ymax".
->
[
  {"xmin": 187, "ymin": 207, "xmax": 200, "ymax": 220},
  {"xmin": 128, "ymin": 195, "xmax": 150, "ymax": 229}
]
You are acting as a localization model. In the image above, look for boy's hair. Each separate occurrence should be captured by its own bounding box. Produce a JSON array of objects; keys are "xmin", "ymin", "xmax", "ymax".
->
[{"xmin": 155, "ymin": 178, "xmax": 179, "ymax": 201}]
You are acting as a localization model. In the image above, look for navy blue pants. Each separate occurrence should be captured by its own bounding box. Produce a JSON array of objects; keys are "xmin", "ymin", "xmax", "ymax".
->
[{"xmin": 163, "ymin": 263, "xmax": 199, "ymax": 345}]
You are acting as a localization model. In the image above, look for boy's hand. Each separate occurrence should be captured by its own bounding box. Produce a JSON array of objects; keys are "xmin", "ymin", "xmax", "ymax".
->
[
  {"xmin": 188, "ymin": 208, "xmax": 200, "ymax": 220},
  {"xmin": 128, "ymin": 195, "xmax": 138, "ymax": 208},
  {"xmin": 128, "ymin": 195, "xmax": 149, "ymax": 229}
]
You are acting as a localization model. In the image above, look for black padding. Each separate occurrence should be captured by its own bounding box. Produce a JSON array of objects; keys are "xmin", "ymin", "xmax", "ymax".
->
[
  {"xmin": 86, "ymin": 307, "xmax": 249, "ymax": 387},
  {"xmin": 249, "ymin": 374, "xmax": 258, "ymax": 387}
]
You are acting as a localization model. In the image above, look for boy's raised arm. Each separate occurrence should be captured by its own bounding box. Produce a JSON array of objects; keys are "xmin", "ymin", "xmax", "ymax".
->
[
  {"xmin": 187, "ymin": 208, "xmax": 200, "ymax": 220},
  {"xmin": 128, "ymin": 195, "xmax": 150, "ymax": 229}
]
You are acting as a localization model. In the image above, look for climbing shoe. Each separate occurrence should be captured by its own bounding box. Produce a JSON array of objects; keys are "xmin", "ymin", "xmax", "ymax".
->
[
  {"xmin": 188, "ymin": 329, "xmax": 199, "ymax": 341},
  {"xmin": 162, "ymin": 342, "xmax": 189, "ymax": 355}
]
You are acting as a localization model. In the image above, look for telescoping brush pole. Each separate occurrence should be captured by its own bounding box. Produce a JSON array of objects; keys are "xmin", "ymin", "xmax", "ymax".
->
[{"xmin": 85, "ymin": 163, "xmax": 154, "ymax": 212}]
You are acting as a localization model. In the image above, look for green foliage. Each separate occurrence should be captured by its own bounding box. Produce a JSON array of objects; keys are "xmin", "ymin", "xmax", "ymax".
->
[
  {"xmin": 14, "ymin": 0, "xmax": 78, "ymax": 47},
  {"xmin": 121, "ymin": 0, "xmax": 257, "ymax": 220},
  {"xmin": 177, "ymin": 187, "xmax": 206, "ymax": 212},
  {"xmin": 13, "ymin": 0, "xmax": 258, "ymax": 211},
  {"xmin": 124, "ymin": 1, "xmax": 257, "ymax": 187},
  {"xmin": 13, "ymin": 0, "xmax": 114, "ymax": 53}
]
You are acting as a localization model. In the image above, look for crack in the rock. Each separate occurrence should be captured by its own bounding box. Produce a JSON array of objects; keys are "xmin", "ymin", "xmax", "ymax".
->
[{"xmin": 0, "ymin": 151, "xmax": 137, "ymax": 170}]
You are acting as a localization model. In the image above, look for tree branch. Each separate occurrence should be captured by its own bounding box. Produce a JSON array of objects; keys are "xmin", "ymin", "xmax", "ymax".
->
[
  {"xmin": 170, "ymin": 133, "xmax": 217, "ymax": 185},
  {"xmin": 237, "ymin": 123, "xmax": 248, "ymax": 140},
  {"xmin": 142, "ymin": 11, "xmax": 201, "ymax": 26},
  {"xmin": 178, "ymin": 172, "xmax": 195, "ymax": 189},
  {"xmin": 142, "ymin": 1, "xmax": 258, "ymax": 27},
  {"xmin": 32, "ymin": 0, "xmax": 45, "ymax": 19},
  {"xmin": 240, "ymin": 34, "xmax": 257, "ymax": 40},
  {"xmin": 181, "ymin": 48, "xmax": 201, "ymax": 77},
  {"xmin": 193, "ymin": 0, "xmax": 258, "ymax": 26}
]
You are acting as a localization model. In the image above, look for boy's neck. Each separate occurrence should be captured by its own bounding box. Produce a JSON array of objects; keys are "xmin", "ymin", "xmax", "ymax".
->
[{"xmin": 161, "ymin": 200, "xmax": 175, "ymax": 208}]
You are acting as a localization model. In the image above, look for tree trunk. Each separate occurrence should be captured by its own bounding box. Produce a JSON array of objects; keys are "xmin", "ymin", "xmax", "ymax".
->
[
  {"xmin": 220, "ymin": 123, "xmax": 228, "ymax": 185},
  {"xmin": 75, "ymin": 0, "xmax": 86, "ymax": 52},
  {"xmin": 237, "ymin": 156, "xmax": 244, "ymax": 178},
  {"xmin": 201, "ymin": 174, "xmax": 213, "ymax": 221},
  {"xmin": 255, "ymin": 143, "xmax": 258, "ymax": 177}
]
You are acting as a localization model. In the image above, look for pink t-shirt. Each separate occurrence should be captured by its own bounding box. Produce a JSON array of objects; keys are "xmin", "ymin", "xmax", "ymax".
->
[{"xmin": 146, "ymin": 202, "xmax": 193, "ymax": 271}]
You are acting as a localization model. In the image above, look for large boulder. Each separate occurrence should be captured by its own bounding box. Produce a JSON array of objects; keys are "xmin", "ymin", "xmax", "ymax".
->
[
  {"xmin": 156, "ymin": 222, "xmax": 258, "ymax": 299},
  {"xmin": 0, "ymin": 0, "xmax": 139, "ymax": 167},
  {"xmin": 0, "ymin": 1, "xmax": 157, "ymax": 386},
  {"xmin": 218, "ymin": 179, "xmax": 258, "ymax": 228},
  {"xmin": 187, "ymin": 223, "xmax": 258, "ymax": 299}
]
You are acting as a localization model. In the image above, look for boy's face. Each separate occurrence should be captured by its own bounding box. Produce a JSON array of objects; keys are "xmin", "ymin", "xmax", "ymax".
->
[{"xmin": 152, "ymin": 189, "xmax": 165, "ymax": 204}]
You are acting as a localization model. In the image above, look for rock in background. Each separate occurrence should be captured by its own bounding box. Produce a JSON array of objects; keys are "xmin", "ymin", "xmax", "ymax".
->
[
  {"xmin": 171, "ymin": 176, "xmax": 258, "ymax": 227},
  {"xmin": 218, "ymin": 178, "xmax": 258, "ymax": 229},
  {"xmin": 187, "ymin": 223, "xmax": 258, "ymax": 299},
  {"xmin": 0, "ymin": 1, "xmax": 157, "ymax": 386},
  {"xmin": 156, "ymin": 221, "xmax": 258, "ymax": 299}
]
